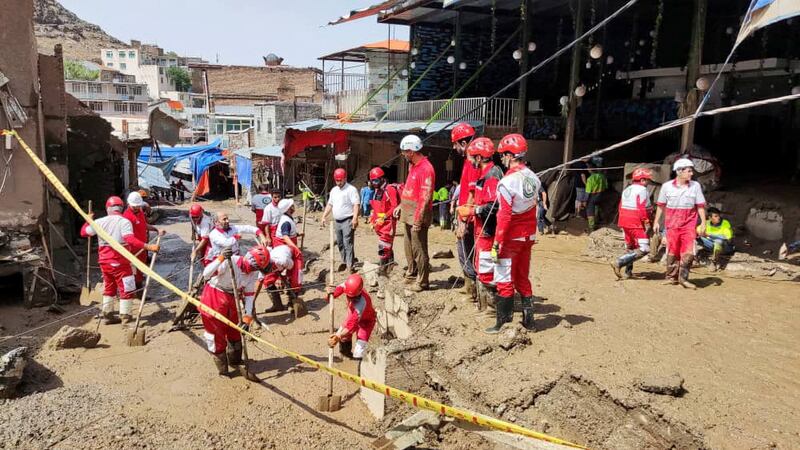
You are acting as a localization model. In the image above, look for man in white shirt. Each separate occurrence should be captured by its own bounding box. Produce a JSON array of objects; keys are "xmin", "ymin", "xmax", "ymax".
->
[
  {"xmin": 250, "ymin": 184, "xmax": 272, "ymax": 235},
  {"xmin": 208, "ymin": 212, "xmax": 267, "ymax": 261},
  {"xmin": 321, "ymin": 168, "xmax": 360, "ymax": 273}
]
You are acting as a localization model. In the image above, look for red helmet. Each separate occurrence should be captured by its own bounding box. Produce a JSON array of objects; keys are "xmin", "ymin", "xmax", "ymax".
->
[
  {"xmin": 451, "ymin": 122, "xmax": 476, "ymax": 143},
  {"xmin": 333, "ymin": 168, "xmax": 347, "ymax": 182},
  {"xmin": 369, "ymin": 167, "xmax": 385, "ymax": 181},
  {"xmin": 466, "ymin": 137, "xmax": 495, "ymax": 159},
  {"xmin": 631, "ymin": 168, "xmax": 653, "ymax": 182},
  {"xmin": 189, "ymin": 203, "xmax": 204, "ymax": 218},
  {"xmin": 343, "ymin": 274, "xmax": 363, "ymax": 297},
  {"xmin": 246, "ymin": 246, "xmax": 271, "ymax": 270},
  {"xmin": 105, "ymin": 196, "xmax": 124, "ymax": 209},
  {"xmin": 497, "ymin": 133, "xmax": 528, "ymax": 156}
]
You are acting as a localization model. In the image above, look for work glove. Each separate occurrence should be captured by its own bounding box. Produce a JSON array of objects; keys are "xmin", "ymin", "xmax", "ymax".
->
[
  {"xmin": 490, "ymin": 242, "xmax": 500, "ymax": 263},
  {"xmin": 328, "ymin": 334, "xmax": 340, "ymax": 348},
  {"xmin": 221, "ymin": 247, "xmax": 234, "ymax": 259},
  {"xmin": 456, "ymin": 205, "xmax": 474, "ymax": 219},
  {"xmin": 145, "ymin": 243, "xmax": 160, "ymax": 253}
]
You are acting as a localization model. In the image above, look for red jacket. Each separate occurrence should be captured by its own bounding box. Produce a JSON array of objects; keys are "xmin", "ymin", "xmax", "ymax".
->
[
  {"xmin": 80, "ymin": 212, "xmax": 146, "ymax": 265},
  {"xmin": 400, "ymin": 156, "xmax": 435, "ymax": 226},
  {"xmin": 458, "ymin": 160, "xmax": 481, "ymax": 207},
  {"xmin": 123, "ymin": 207, "xmax": 148, "ymax": 246},
  {"xmin": 495, "ymin": 165, "xmax": 541, "ymax": 246},
  {"xmin": 331, "ymin": 285, "xmax": 377, "ymax": 334},
  {"xmin": 472, "ymin": 163, "xmax": 503, "ymax": 238},
  {"xmin": 618, "ymin": 183, "xmax": 652, "ymax": 229},
  {"xmin": 370, "ymin": 183, "xmax": 402, "ymax": 237}
]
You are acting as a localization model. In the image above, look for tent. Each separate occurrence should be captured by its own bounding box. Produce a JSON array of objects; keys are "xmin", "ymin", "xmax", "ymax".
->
[{"xmin": 139, "ymin": 138, "xmax": 225, "ymax": 195}]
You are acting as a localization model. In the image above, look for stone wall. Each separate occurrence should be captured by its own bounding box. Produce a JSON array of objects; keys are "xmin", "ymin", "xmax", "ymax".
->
[
  {"xmin": 198, "ymin": 65, "xmax": 323, "ymax": 105},
  {"xmin": 365, "ymin": 50, "xmax": 408, "ymax": 117},
  {"xmin": 254, "ymin": 102, "xmax": 321, "ymax": 148}
]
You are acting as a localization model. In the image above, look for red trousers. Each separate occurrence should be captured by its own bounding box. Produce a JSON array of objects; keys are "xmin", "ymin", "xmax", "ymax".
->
[
  {"xmin": 474, "ymin": 235, "xmax": 495, "ymax": 285},
  {"xmin": 134, "ymin": 252, "xmax": 148, "ymax": 285},
  {"xmin": 493, "ymin": 239, "xmax": 534, "ymax": 298},
  {"xmin": 199, "ymin": 285, "xmax": 241, "ymax": 354},
  {"xmin": 623, "ymin": 227, "xmax": 650, "ymax": 252},
  {"xmin": 101, "ymin": 262, "xmax": 136, "ymax": 299},
  {"xmin": 666, "ymin": 226, "xmax": 696, "ymax": 257}
]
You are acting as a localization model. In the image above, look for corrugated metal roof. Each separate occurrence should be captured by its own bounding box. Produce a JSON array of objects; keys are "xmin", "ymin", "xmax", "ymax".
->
[
  {"xmin": 233, "ymin": 146, "xmax": 283, "ymax": 159},
  {"xmin": 285, "ymin": 119, "xmax": 482, "ymax": 134}
]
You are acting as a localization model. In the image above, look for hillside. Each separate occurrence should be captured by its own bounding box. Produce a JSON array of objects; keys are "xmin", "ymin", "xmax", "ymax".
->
[{"xmin": 33, "ymin": 0, "xmax": 126, "ymax": 62}]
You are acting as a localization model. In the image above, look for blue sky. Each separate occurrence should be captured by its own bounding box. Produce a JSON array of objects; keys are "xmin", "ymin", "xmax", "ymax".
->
[{"xmin": 60, "ymin": 0, "xmax": 408, "ymax": 68}]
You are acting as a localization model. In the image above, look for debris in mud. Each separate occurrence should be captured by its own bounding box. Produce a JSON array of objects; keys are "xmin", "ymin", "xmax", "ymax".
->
[
  {"xmin": 47, "ymin": 325, "xmax": 101, "ymax": 350},
  {"xmin": 635, "ymin": 373, "xmax": 685, "ymax": 396},
  {"xmin": 432, "ymin": 250, "xmax": 454, "ymax": 259},
  {"xmin": 586, "ymin": 227, "xmax": 624, "ymax": 259},
  {"xmin": 498, "ymin": 324, "xmax": 531, "ymax": 351},
  {"xmin": 362, "ymin": 262, "xmax": 380, "ymax": 287},
  {"xmin": 0, "ymin": 347, "xmax": 27, "ymax": 398}
]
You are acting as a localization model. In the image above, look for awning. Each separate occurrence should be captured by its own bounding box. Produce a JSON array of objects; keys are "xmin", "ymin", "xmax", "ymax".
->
[
  {"xmin": 140, "ymin": 138, "xmax": 224, "ymax": 182},
  {"xmin": 284, "ymin": 128, "xmax": 349, "ymax": 160},
  {"xmin": 328, "ymin": 0, "xmax": 403, "ymax": 25},
  {"xmin": 737, "ymin": 0, "xmax": 800, "ymax": 43},
  {"xmin": 319, "ymin": 39, "xmax": 410, "ymax": 62}
]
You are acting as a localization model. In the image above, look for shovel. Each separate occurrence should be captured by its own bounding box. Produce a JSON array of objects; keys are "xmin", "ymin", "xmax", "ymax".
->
[
  {"xmin": 80, "ymin": 201, "xmax": 102, "ymax": 306},
  {"xmin": 228, "ymin": 255, "xmax": 259, "ymax": 382},
  {"xmin": 318, "ymin": 222, "xmax": 341, "ymax": 412},
  {"xmin": 126, "ymin": 236, "xmax": 162, "ymax": 346}
]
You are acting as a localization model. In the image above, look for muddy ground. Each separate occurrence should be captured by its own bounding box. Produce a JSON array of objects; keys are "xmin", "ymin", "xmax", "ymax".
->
[{"xmin": 1, "ymin": 199, "xmax": 798, "ymax": 449}]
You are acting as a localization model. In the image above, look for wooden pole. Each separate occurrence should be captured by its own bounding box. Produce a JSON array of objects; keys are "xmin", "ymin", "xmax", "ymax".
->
[
  {"xmin": 300, "ymin": 202, "xmax": 308, "ymax": 251},
  {"xmin": 327, "ymin": 221, "xmax": 335, "ymax": 397},
  {"xmin": 85, "ymin": 200, "xmax": 92, "ymax": 289},
  {"xmin": 680, "ymin": 0, "xmax": 708, "ymax": 151},
  {"xmin": 563, "ymin": 0, "xmax": 584, "ymax": 165}
]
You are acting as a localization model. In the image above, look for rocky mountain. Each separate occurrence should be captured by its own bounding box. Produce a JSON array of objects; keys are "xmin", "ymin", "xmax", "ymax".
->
[{"xmin": 33, "ymin": 0, "xmax": 126, "ymax": 62}]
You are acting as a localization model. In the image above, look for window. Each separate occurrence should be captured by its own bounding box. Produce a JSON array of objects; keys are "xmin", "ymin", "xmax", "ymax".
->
[
  {"xmin": 120, "ymin": 63, "xmax": 127, "ymax": 70},
  {"xmin": 257, "ymin": 120, "xmax": 261, "ymax": 132},
  {"xmin": 129, "ymin": 103, "xmax": 144, "ymax": 113},
  {"xmin": 88, "ymin": 84, "xmax": 102, "ymax": 94},
  {"xmin": 88, "ymin": 101, "xmax": 103, "ymax": 112},
  {"xmin": 113, "ymin": 102, "xmax": 128, "ymax": 113},
  {"xmin": 119, "ymin": 51, "xmax": 126, "ymax": 58},
  {"xmin": 128, "ymin": 51, "xmax": 135, "ymax": 58},
  {"xmin": 106, "ymin": 62, "xmax": 114, "ymax": 67},
  {"xmin": 158, "ymin": 67, "xmax": 164, "ymax": 75},
  {"xmin": 267, "ymin": 120, "xmax": 273, "ymax": 134},
  {"xmin": 131, "ymin": 86, "xmax": 142, "ymax": 96},
  {"xmin": 106, "ymin": 51, "xmax": 113, "ymax": 58},
  {"xmin": 115, "ymin": 85, "xmax": 128, "ymax": 95}
]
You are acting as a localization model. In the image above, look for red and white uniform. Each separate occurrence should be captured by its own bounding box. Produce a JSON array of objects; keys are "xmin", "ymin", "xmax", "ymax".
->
[
  {"xmin": 494, "ymin": 165, "xmax": 541, "ymax": 298},
  {"xmin": 400, "ymin": 156, "xmax": 435, "ymax": 226},
  {"xmin": 275, "ymin": 214, "xmax": 298, "ymax": 246},
  {"xmin": 192, "ymin": 214, "xmax": 214, "ymax": 266},
  {"xmin": 123, "ymin": 207, "xmax": 149, "ymax": 284},
  {"xmin": 618, "ymin": 183, "xmax": 652, "ymax": 252},
  {"xmin": 261, "ymin": 245, "xmax": 302, "ymax": 295},
  {"xmin": 458, "ymin": 160, "xmax": 481, "ymax": 207},
  {"xmin": 80, "ymin": 213, "xmax": 146, "ymax": 303},
  {"xmin": 472, "ymin": 164, "xmax": 503, "ymax": 286},
  {"xmin": 259, "ymin": 201, "xmax": 282, "ymax": 243},
  {"xmin": 251, "ymin": 192, "xmax": 272, "ymax": 227},
  {"xmin": 657, "ymin": 179, "xmax": 706, "ymax": 256},
  {"xmin": 207, "ymin": 224, "xmax": 262, "ymax": 262},
  {"xmin": 330, "ymin": 284, "xmax": 377, "ymax": 358},
  {"xmin": 199, "ymin": 255, "xmax": 260, "ymax": 354},
  {"xmin": 369, "ymin": 183, "xmax": 402, "ymax": 263}
]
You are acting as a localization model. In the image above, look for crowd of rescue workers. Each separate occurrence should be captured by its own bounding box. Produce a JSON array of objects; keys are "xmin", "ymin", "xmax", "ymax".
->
[{"xmin": 82, "ymin": 124, "xmax": 785, "ymax": 377}]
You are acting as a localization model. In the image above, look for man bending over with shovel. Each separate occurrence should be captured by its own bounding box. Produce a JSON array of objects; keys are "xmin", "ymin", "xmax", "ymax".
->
[
  {"xmin": 325, "ymin": 274, "xmax": 376, "ymax": 359},
  {"xmin": 199, "ymin": 245, "xmax": 271, "ymax": 377}
]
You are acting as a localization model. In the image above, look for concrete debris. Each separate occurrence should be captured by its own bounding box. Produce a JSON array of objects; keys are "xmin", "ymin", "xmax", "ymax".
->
[
  {"xmin": 635, "ymin": 373, "xmax": 685, "ymax": 396},
  {"xmin": 432, "ymin": 249, "xmax": 454, "ymax": 259},
  {"xmin": 0, "ymin": 347, "xmax": 28, "ymax": 399},
  {"xmin": 499, "ymin": 323, "xmax": 531, "ymax": 351},
  {"xmin": 362, "ymin": 261, "xmax": 380, "ymax": 288},
  {"xmin": 745, "ymin": 208, "xmax": 784, "ymax": 241},
  {"xmin": 372, "ymin": 411, "xmax": 443, "ymax": 450},
  {"xmin": 47, "ymin": 326, "xmax": 101, "ymax": 350}
]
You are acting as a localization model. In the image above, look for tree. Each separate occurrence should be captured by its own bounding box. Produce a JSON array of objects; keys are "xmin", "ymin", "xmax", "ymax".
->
[
  {"xmin": 63, "ymin": 60, "xmax": 99, "ymax": 81},
  {"xmin": 166, "ymin": 67, "xmax": 192, "ymax": 92}
]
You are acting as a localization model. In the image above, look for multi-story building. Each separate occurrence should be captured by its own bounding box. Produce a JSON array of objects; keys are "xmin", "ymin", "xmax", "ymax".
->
[{"xmin": 64, "ymin": 64, "xmax": 150, "ymax": 138}]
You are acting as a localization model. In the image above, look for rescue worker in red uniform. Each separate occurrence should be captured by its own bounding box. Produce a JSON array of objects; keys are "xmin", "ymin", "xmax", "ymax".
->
[
  {"xmin": 199, "ymin": 245, "xmax": 271, "ymax": 376},
  {"xmin": 189, "ymin": 203, "xmax": 213, "ymax": 267},
  {"xmin": 124, "ymin": 191, "xmax": 164, "ymax": 287},
  {"xmin": 451, "ymin": 122, "xmax": 481, "ymax": 302},
  {"xmin": 81, "ymin": 196, "xmax": 159, "ymax": 324},
  {"xmin": 367, "ymin": 167, "xmax": 402, "ymax": 275},
  {"xmin": 326, "ymin": 274, "xmax": 377, "ymax": 359},
  {"xmin": 456, "ymin": 138, "xmax": 504, "ymax": 306},
  {"xmin": 260, "ymin": 244, "xmax": 307, "ymax": 318},
  {"xmin": 397, "ymin": 135, "xmax": 435, "ymax": 291},
  {"xmin": 653, "ymin": 158, "xmax": 707, "ymax": 289},
  {"xmin": 251, "ymin": 185, "xmax": 272, "ymax": 236},
  {"xmin": 611, "ymin": 168, "xmax": 654, "ymax": 279},
  {"xmin": 259, "ymin": 188, "xmax": 283, "ymax": 246},
  {"xmin": 488, "ymin": 134, "xmax": 541, "ymax": 334}
]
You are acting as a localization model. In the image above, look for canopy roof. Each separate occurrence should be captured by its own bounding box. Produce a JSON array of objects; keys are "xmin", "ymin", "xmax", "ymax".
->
[{"xmin": 319, "ymin": 39, "xmax": 410, "ymax": 62}]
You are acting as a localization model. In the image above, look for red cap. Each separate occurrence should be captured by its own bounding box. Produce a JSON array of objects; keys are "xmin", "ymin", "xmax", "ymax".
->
[
  {"xmin": 369, "ymin": 167, "xmax": 385, "ymax": 181},
  {"xmin": 466, "ymin": 137, "xmax": 495, "ymax": 159},
  {"xmin": 497, "ymin": 133, "xmax": 527, "ymax": 156},
  {"xmin": 333, "ymin": 168, "xmax": 347, "ymax": 181},
  {"xmin": 632, "ymin": 168, "xmax": 653, "ymax": 182},
  {"xmin": 451, "ymin": 122, "xmax": 476, "ymax": 143},
  {"xmin": 105, "ymin": 196, "xmax": 124, "ymax": 209},
  {"xmin": 189, "ymin": 203, "xmax": 204, "ymax": 218},
  {"xmin": 343, "ymin": 274, "xmax": 363, "ymax": 297}
]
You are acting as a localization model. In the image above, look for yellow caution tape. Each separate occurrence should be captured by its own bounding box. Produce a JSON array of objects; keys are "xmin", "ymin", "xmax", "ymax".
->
[{"xmin": 4, "ymin": 129, "xmax": 587, "ymax": 449}]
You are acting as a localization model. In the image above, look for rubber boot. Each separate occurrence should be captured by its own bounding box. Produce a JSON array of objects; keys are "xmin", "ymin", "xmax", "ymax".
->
[
  {"xmin": 484, "ymin": 295, "xmax": 513, "ymax": 334},
  {"xmin": 678, "ymin": 255, "xmax": 697, "ymax": 290},
  {"xmin": 264, "ymin": 290, "xmax": 286, "ymax": 313},
  {"xmin": 227, "ymin": 340, "xmax": 243, "ymax": 366},
  {"xmin": 521, "ymin": 296, "xmax": 535, "ymax": 331},
  {"xmin": 663, "ymin": 255, "xmax": 679, "ymax": 285},
  {"xmin": 611, "ymin": 251, "xmax": 641, "ymax": 280},
  {"xmin": 290, "ymin": 294, "xmax": 308, "ymax": 319},
  {"xmin": 460, "ymin": 276, "xmax": 477, "ymax": 303},
  {"xmin": 103, "ymin": 312, "xmax": 121, "ymax": 325},
  {"xmin": 339, "ymin": 339, "xmax": 354, "ymax": 359},
  {"xmin": 711, "ymin": 242, "xmax": 722, "ymax": 271},
  {"xmin": 587, "ymin": 216, "xmax": 596, "ymax": 232},
  {"xmin": 212, "ymin": 352, "xmax": 229, "ymax": 377},
  {"xmin": 624, "ymin": 263, "xmax": 634, "ymax": 279},
  {"xmin": 119, "ymin": 314, "xmax": 133, "ymax": 324}
]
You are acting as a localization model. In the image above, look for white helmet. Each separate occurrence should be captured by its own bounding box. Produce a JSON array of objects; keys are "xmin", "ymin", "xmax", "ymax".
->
[
  {"xmin": 127, "ymin": 191, "xmax": 144, "ymax": 207},
  {"xmin": 277, "ymin": 198, "xmax": 294, "ymax": 214},
  {"xmin": 269, "ymin": 245, "xmax": 294, "ymax": 269},
  {"xmin": 672, "ymin": 158, "xmax": 694, "ymax": 172},
  {"xmin": 400, "ymin": 135, "xmax": 423, "ymax": 152}
]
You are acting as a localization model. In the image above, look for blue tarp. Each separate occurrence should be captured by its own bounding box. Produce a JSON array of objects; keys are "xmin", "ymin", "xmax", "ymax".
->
[
  {"xmin": 139, "ymin": 138, "xmax": 224, "ymax": 181},
  {"xmin": 235, "ymin": 155, "xmax": 252, "ymax": 191}
]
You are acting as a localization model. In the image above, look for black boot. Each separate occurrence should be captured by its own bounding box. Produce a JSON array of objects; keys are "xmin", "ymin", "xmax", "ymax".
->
[
  {"xmin": 624, "ymin": 263, "xmax": 634, "ymax": 279},
  {"xmin": 484, "ymin": 295, "xmax": 513, "ymax": 334},
  {"xmin": 227, "ymin": 340, "xmax": 243, "ymax": 366},
  {"xmin": 521, "ymin": 296, "xmax": 535, "ymax": 331},
  {"xmin": 264, "ymin": 289, "xmax": 286, "ymax": 313},
  {"xmin": 212, "ymin": 352, "xmax": 229, "ymax": 377},
  {"xmin": 339, "ymin": 339, "xmax": 354, "ymax": 359}
]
